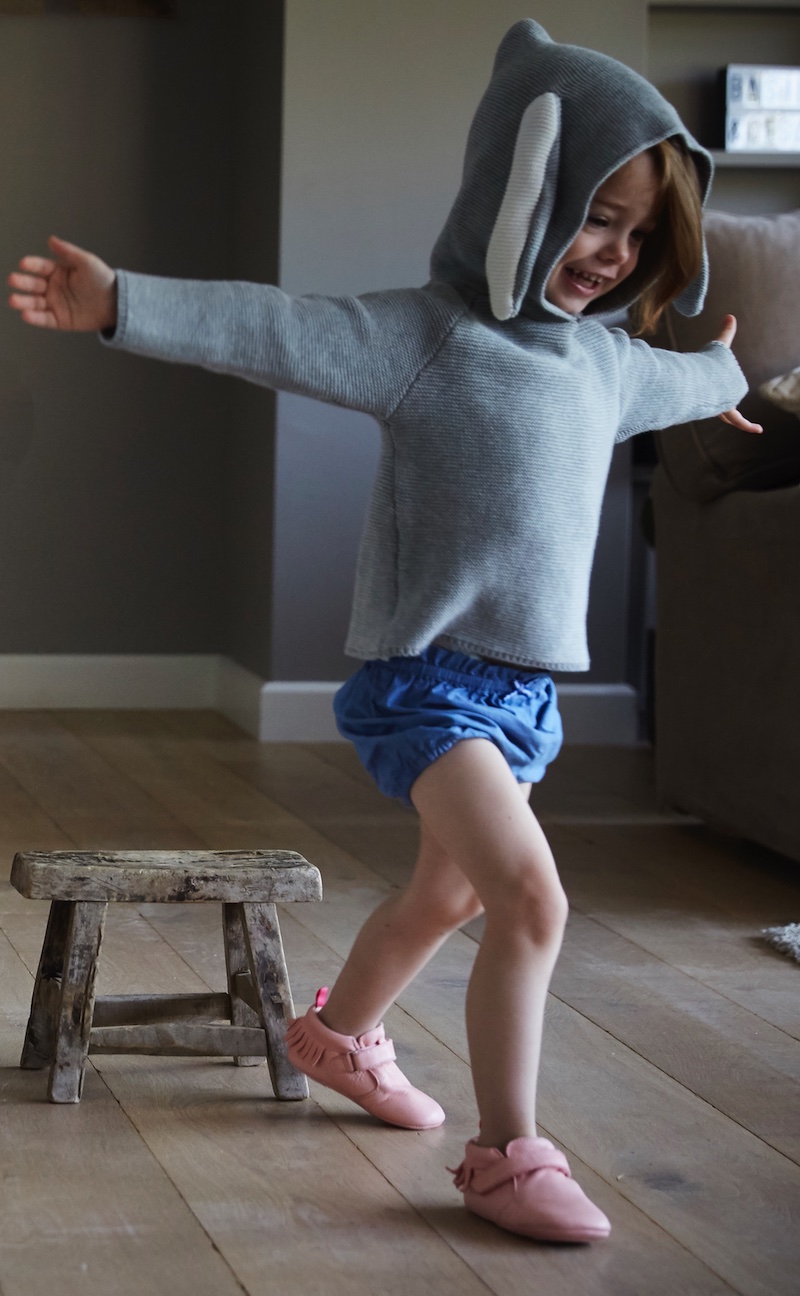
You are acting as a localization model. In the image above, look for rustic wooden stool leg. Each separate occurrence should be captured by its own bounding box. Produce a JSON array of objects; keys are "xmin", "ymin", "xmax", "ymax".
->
[
  {"xmin": 240, "ymin": 902, "xmax": 308, "ymax": 1100},
  {"xmin": 49, "ymin": 901, "xmax": 108, "ymax": 1104},
  {"xmin": 222, "ymin": 902, "xmax": 266, "ymax": 1067},
  {"xmin": 20, "ymin": 899, "xmax": 72, "ymax": 1070}
]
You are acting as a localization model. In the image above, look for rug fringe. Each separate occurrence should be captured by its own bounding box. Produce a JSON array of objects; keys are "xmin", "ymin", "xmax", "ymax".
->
[{"xmin": 761, "ymin": 923, "xmax": 800, "ymax": 964}]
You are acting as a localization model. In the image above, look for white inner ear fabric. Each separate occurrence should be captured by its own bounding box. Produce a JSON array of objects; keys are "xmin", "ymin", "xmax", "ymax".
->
[
  {"xmin": 760, "ymin": 366, "xmax": 800, "ymax": 417},
  {"xmin": 486, "ymin": 92, "xmax": 560, "ymax": 321}
]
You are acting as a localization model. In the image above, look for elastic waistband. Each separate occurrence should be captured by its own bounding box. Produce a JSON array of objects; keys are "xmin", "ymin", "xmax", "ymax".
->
[{"xmin": 373, "ymin": 645, "xmax": 553, "ymax": 695}]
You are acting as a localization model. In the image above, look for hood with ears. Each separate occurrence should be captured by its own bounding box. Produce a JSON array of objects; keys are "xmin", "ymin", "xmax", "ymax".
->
[{"xmin": 430, "ymin": 20, "xmax": 713, "ymax": 324}]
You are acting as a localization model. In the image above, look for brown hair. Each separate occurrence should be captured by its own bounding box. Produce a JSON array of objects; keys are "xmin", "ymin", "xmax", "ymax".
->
[{"xmin": 629, "ymin": 138, "xmax": 704, "ymax": 336}]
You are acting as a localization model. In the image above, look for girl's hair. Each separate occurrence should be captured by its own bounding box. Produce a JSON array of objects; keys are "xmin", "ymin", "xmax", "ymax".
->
[{"xmin": 629, "ymin": 138, "xmax": 704, "ymax": 336}]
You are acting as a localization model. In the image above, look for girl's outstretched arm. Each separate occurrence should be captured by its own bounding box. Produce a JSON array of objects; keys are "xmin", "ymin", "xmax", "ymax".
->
[
  {"xmin": 714, "ymin": 314, "xmax": 763, "ymax": 434},
  {"xmin": 8, "ymin": 235, "xmax": 117, "ymax": 333}
]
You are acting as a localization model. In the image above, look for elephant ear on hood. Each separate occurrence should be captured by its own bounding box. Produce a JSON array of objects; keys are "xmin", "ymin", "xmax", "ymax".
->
[{"xmin": 429, "ymin": 20, "xmax": 712, "ymax": 324}]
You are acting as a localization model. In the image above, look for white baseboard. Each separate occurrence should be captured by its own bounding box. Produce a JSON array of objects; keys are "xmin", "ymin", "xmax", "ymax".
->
[
  {"xmin": 0, "ymin": 654, "xmax": 218, "ymax": 710},
  {"xmin": 259, "ymin": 681, "xmax": 342, "ymax": 741},
  {"xmin": 216, "ymin": 657, "xmax": 265, "ymax": 737},
  {"xmin": 0, "ymin": 658, "xmax": 639, "ymax": 746},
  {"xmin": 215, "ymin": 662, "xmax": 341, "ymax": 741},
  {"xmin": 258, "ymin": 679, "xmax": 639, "ymax": 745},
  {"xmin": 558, "ymin": 683, "xmax": 639, "ymax": 744}
]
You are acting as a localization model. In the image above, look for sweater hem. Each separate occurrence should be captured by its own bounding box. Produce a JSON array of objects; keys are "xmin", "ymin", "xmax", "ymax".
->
[{"xmin": 344, "ymin": 635, "xmax": 589, "ymax": 674}]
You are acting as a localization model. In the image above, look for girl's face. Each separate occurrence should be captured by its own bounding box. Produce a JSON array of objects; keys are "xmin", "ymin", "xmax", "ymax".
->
[{"xmin": 545, "ymin": 151, "xmax": 662, "ymax": 315}]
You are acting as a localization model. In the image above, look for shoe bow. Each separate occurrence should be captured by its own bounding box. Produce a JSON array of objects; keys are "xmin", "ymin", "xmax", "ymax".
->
[{"xmin": 451, "ymin": 1138, "xmax": 572, "ymax": 1194}]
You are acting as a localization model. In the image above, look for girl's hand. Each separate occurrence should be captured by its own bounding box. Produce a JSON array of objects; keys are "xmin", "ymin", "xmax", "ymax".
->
[
  {"xmin": 714, "ymin": 313, "xmax": 763, "ymax": 434},
  {"xmin": 8, "ymin": 235, "xmax": 117, "ymax": 332}
]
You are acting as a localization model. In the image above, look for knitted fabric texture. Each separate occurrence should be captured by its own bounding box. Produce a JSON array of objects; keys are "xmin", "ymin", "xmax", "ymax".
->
[{"xmin": 103, "ymin": 20, "xmax": 747, "ymax": 671}]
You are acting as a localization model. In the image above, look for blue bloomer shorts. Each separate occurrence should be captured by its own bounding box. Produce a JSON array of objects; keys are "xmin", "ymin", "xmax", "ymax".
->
[{"xmin": 333, "ymin": 645, "xmax": 563, "ymax": 806}]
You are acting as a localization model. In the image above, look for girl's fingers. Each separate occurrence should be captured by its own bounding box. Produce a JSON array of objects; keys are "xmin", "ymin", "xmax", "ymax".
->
[
  {"xmin": 9, "ymin": 292, "xmax": 40, "ymax": 312},
  {"xmin": 720, "ymin": 408, "xmax": 763, "ymax": 434},
  {"xmin": 47, "ymin": 234, "xmax": 88, "ymax": 263},
  {"xmin": 17, "ymin": 255, "xmax": 57, "ymax": 276},
  {"xmin": 8, "ymin": 272, "xmax": 50, "ymax": 294},
  {"xmin": 715, "ymin": 313, "xmax": 737, "ymax": 347},
  {"xmin": 20, "ymin": 307, "xmax": 57, "ymax": 328}
]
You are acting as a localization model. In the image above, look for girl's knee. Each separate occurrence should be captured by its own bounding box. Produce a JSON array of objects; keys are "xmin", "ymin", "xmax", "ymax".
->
[
  {"xmin": 403, "ymin": 870, "xmax": 484, "ymax": 934},
  {"xmin": 448, "ymin": 891, "xmax": 486, "ymax": 928},
  {"xmin": 487, "ymin": 870, "xmax": 568, "ymax": 945},
  {"xmin": 409, "ymin": 831, "xmax": 485, "ymax": 932},
  {"xmin": 415, "ymin": 884, "xmax": 485, "ymax": 933}
]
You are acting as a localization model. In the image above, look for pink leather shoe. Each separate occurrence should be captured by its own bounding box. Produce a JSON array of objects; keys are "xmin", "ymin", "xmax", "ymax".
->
[
  {"xmin": 451, "ymin": 1136, "xmax": 611, "ymax": 1242},
  {"xmin": 285, "ymin": 989, "xmax": 445, "ymax": 1130}
]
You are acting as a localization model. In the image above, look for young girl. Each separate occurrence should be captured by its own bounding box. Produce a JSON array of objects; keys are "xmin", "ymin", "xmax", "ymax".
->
[{"xmin": 9, "ymin": 21, "xmax": 760, "ymax": 1244}]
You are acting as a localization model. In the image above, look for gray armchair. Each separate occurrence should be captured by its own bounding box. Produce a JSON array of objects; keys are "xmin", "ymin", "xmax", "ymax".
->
[{"xmin": 652, "ymin": 209, "xmax": 800, "ymax": 863}]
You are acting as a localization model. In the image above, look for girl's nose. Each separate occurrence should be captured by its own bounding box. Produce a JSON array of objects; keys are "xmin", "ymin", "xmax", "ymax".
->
[{"xmin": 601, "ymin": 236, "xmax": 629, "ymax": 265}]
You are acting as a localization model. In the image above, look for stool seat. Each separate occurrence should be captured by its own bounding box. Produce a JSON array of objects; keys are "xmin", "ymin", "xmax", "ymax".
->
[
  {"xmin": 12, "ymin": 849, "xmax": 322, "ymax": 904},
  {"xmin": 12, "ymin": 848, "xmax": 323, "ymax": 1105}
]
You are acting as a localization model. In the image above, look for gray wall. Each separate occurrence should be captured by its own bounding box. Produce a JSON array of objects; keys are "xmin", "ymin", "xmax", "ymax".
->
[
  {"xmin": 0, "ymin": 0, "xmax": 286, "ymax": 669},
  {"xmin": 221, "ymin": 1, "xmax": 283, "ymax": 676},
  {"xmin": 0, "ymin": 2, "xmax": 238, "ymax": 653}
]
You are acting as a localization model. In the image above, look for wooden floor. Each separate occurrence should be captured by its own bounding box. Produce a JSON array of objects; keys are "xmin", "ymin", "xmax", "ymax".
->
[{"xmin": 0, "ymin": 711, "xmax": 798, "ymax": 1296}]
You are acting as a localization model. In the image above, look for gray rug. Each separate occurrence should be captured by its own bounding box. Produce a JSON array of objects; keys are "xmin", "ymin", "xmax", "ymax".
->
[{"xmin": 762, "ymin": 923, "xmax": 800, "ymax": 963}]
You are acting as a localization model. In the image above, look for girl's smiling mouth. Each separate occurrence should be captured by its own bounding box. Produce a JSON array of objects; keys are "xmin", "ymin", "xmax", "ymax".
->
[{"xmin": 564, "ymin": 267, "xmax": 610, "ymax": 295}]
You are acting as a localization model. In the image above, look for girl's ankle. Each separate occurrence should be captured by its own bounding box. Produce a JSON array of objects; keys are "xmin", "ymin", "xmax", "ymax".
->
[{"xmin": 474, "ymin": 1126, "xmax": 538, "ymax": 1151}]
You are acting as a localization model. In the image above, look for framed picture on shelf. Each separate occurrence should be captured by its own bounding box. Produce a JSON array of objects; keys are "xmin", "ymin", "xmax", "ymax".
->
[{"xmin": 724, "ymin": 64, "xmax": 800, "ymax": 152}]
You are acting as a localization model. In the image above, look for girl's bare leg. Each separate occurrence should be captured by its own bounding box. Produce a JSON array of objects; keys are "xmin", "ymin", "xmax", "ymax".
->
[
  {"xmin": 319, "ymin": 820, "xmax": 485, "ymax": 1037},
  {"xmin": 306, "ymin": 739, "xmax": 607, "ymax": 1240},
  {"xmin": 410, "ymin": 739, "xmax": 568, "ymax": 1149}
]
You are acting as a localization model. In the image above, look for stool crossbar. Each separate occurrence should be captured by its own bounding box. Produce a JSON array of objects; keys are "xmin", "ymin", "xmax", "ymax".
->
[{"xmin": 11, "ymin": 849, "xmax": 323, "ymax": 1104}]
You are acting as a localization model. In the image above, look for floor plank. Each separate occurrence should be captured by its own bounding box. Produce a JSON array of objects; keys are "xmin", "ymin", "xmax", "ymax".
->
[
  {"xmin": 553, "ymin": 821, "xmax": 800, "ymax": 1039},
  {"xmin": 552, "ymin": 910, "xmax": 800, "ymax": 1161},
  {"xmin": 93, "ymin": 1057, "xmax": 493, "ymax": 1296},
  {"xmin": 0, "ymin": 928, "xmax": 249, "ymax": 1296},
  {"xmin": 1, "ymin": 714, "xmax": 798, "ymax": 1296},
  {"xmin": 140, "ymin": 902, "xmax": 741, "ymax": 1296},
  {"xmin": 0, "ymin": 712, "xmax": 196, "ymax": 849}
]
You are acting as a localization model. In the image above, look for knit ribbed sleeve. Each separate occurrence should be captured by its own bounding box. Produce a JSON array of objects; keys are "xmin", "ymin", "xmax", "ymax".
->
[
  {"xmin": 611, "ymin": 332, "xmax": 748, "ymax": 442},
  {"xmin": 104, "ymin": 273, "xmax": 465, "ymax": 420}
]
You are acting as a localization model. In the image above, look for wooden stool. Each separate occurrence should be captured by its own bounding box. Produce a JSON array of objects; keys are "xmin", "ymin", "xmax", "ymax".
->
[{"xmin": 11, "ymin": 849, "xmax": 323, "ymax": 1104}]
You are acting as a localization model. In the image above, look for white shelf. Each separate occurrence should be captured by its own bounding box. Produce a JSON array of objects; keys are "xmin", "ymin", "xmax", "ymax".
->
[
  {"xmin": 710, "ymin": 150, "xmax": 800, "ymax": 168},
  {"xmin": 650, "ymin": 1, "xmax": 800, "ymax": 10}
]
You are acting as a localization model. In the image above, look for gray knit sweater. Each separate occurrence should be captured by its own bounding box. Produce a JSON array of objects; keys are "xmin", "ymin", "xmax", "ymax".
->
[{"xmin": 104, "ymin": 21, "xmax": 747, "ymax": 672}]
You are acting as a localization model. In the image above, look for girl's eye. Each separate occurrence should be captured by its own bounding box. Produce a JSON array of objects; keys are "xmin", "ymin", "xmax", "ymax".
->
[{"xmin": 586, "ymin": 214, "xmax": 608, "ymax": 228}]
